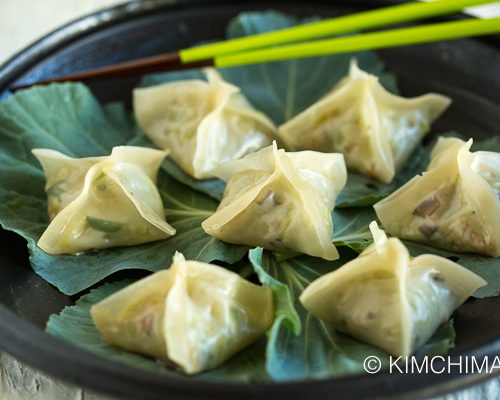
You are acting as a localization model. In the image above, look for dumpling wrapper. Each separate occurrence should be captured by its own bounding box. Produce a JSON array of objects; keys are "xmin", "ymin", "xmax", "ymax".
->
[
  {"xmin": 91, "ymin": 252, "xmax": 274, "ymax": 374},
  {"xmin": 33, "ymin": 146, "xmax": 175, "ymax": 255},
  {"xmin": 278, "ymin": 60, "xmax": 451, "ymax": 183},
  {"xmin": 374, "ymin": 137, "xmax": 500, "ymax": 257},
  {"xmin": 134, "ymin": 68, "xmax": 276, "ymax": 179},
  {"xmin": 300, "ymin": 222, "xmax": 486, "ymax": 357},
  {"xmin": 202, "ymin": 142, "xmax": 347, "ymax": 260}
]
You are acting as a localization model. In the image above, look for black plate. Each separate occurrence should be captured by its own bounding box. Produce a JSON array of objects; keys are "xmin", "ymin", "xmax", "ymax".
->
[{"xmin": 1, "ymin": 1, "xmax": 500, "ymax": 399}]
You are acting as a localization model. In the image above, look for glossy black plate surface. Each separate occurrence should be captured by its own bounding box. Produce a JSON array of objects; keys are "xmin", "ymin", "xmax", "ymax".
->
[{"xmin": 0, "ymin": 1, "xmax": 500, "ymax": 399}]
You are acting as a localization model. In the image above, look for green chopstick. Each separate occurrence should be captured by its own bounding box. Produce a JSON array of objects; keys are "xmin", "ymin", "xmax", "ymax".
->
[
  {"xmin": 214, "ymin": 17, "xmax": 500, "ymax": 68},
  {"xmin": 180, "ymin": 0, "xmax": 498, "ymax": 63}
]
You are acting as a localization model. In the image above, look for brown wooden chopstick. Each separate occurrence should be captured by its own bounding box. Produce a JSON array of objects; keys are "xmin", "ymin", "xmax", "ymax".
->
[{"xmin": 11, "ymin": 52, "xmax": 213, "ymax": 91}]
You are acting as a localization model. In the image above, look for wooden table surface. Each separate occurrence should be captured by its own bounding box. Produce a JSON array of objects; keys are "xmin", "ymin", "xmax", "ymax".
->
[{"xmin": 1, "ymin": 1, "xmax": 500, "ymax": 399}]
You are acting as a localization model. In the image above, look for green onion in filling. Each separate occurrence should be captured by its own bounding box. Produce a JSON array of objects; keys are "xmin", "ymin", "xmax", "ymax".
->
[{"xmin": 86, "ymin": 216, "xmax": 123, "ymax": 233}]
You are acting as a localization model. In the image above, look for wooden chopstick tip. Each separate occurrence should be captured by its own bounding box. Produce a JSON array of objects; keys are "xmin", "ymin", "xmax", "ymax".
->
[{"xmin": 8, "ymin": 57, "xmax": 215, "ymax": 92}]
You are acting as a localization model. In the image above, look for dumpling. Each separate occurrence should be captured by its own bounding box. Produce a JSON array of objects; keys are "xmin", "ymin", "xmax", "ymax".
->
[
  {"xmin": 91, "ymin": 252, "xmax": 274, "ymax": 374},
  {"xmin": 278, "ymin": 60, "xmax": 451, "ymax": 183},
  {"xmin": 33, "ymin": 146, "xmax": 175, "ymax": 255},
  {"xmin": 134, "ymin": 68, "xmax": 276, "ymax": 179},
  {"xmin": 374, "ymin": 137, "xmax": 500, "ymax": 257},
  {"xmin": 300, "ymin": 222, "xmax": 486, "ymax": 357},
  {"xmin": 202, "ymin": 142, "xmax": 347, "ymax": 260}
]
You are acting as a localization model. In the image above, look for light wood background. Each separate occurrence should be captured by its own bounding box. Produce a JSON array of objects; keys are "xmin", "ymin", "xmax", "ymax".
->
[{"xmin": 0, "ymin": 0, "xmax": 128, "ymax": 65}]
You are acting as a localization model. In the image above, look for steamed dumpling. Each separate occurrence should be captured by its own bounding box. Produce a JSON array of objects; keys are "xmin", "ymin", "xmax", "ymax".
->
[
  {"xmin": 202, "ymin": 142, "xmax": 347, "ymax": 260},
  {"xmin": 278, "ymin": 60, "xmax": 451, "ymax": 183},
  {"xmin": 91, "ymin": 252, "xmax": 274, "ymax": 374},
  {"xmin": 33, "ymin": 146, "xmax": 175, "ymax": 255},
  {"xmin": 374, "ymin": 137, "xmax": 500, "ymax": 257},
  {"xmin": 134, "ymin": 68, "xmax": 276, "ymax": 179},
  {"xmin": 300, "ymin": 222, "xmax": 486, "ymax": 357}
]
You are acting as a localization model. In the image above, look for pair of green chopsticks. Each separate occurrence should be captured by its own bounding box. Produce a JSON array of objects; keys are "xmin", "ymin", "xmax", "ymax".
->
[
  {"xmin": 183, "ymin": 0, "xmax": 500, "ymax": 67},
  {"xmin": 13, "ymin": 0, "xmax": 500, "ymax": 89}
]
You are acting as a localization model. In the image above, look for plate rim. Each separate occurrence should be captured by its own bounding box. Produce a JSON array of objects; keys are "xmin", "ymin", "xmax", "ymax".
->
[{"xmin": 0, "ymin": 1, "xmax": 499, "ymax": 399}]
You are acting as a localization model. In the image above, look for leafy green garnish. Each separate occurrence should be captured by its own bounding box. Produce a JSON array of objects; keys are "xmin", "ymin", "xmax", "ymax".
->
[
  {"xmin": 86, "ymin": 217, "xmax": 123, "ymax": 233},
  {"xmin": 249, "ymin": 248, "xmax": 456, "ymax": 380},
  {"xmin": 0, "ymin": 84, "xmax": 247, "ymax": 295},
  {"xmin": 162, "ymin": 157, "xmax": 226, "ymax": 202},
  {"xmin": 46, "ymin": 280, "xmax": 269, "ymax": 382},
  {"xmin": 472, "ymin": 135, "xmax": 500, "ymax": 152},
  {"xmin": 333, "ymin": 207, "xmax": 377, "ymax": 252}
]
